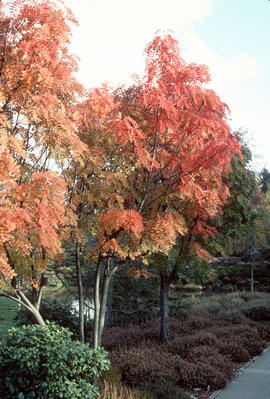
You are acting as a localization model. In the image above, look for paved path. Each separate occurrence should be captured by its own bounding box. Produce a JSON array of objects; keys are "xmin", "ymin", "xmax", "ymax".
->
[{"xmin": 213, "ymin": 347, "xmax": 270, "ymax": 399}]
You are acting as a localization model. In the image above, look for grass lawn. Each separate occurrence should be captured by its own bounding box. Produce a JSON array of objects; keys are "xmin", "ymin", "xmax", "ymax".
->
[{"xmin": 0, "ymin": 297, "xmax": 17, "ymax": 342}]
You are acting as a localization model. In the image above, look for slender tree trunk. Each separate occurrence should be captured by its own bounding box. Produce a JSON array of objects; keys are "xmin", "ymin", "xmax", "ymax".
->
[
  {"xmin": 160, "ymin": 271, "xmax": 169, "ymax": 343},
  {"xmin": 251, "ymin": 263, "xmax": 254, "ymax": 292},
  {"xmin": 251, "ymin": 226, "xmax": 256, "ymax": 293},
  {"xmin": 105, "ymin": 274, "xmax": 114, "ymax": 327},
  {"xmin": 94, "ymin": 256, "xmax": 102, "ymax": 350},
  {"xmin": 93, "ymin": 257, "xmax": 114, "ymax": 390},
  {"xmin": 94, "ymin": 257, "xmax": 118, "ymax": 348},
  {"xmin": 98, "ymin": 259, "xmax": 113, "ymax": 346},
  {"xmin": 75, "ymin": 242, "xmax": 85, "ymax": 343},
  {"xmin": 98, "ymin": 274, "xmax": 110, "ymax": 346},
  {"xmin": 36, "ymin": 285, "xmax": 44, "ymax": 311}
]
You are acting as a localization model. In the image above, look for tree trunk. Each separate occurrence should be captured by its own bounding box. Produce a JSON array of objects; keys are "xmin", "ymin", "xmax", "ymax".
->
[
  {"xmin": 251, "ymin": 226, "xmax": 256, "ymax": 293},
  {"xmin": 5, "ymin": 289, "xmax": 46, "ymax": 326},
  {"xmin": 98, "ymin": 259, "xmax": 114, "ymax": 346},
  {"xmin": 251, "ymin": 262, "xmax": 254, "ymax": 292},
  {"xmin": 94, "ymin": 257, "xmax": 118, "ymax": 349},
  {"xmin": 160, "ymin": 271, "xmax": 169, "ymax": 343},
  {"xmin": 105, "ymin": 274, "xmax": 114, "ymax": 327},
  {"xmin": 75, "ymin": 242, "xmax": 85, "ymax": 343},
  {"xmin": 98, "ymin": 273, "xmax": 110, "ymax": 346},
  {"xmin": 31, "ymin": 306, "xmax": 46, "ymax": 326},
  {"xmin": 94, "ymin": 256, "xmax": 102, "ymax": 350}
]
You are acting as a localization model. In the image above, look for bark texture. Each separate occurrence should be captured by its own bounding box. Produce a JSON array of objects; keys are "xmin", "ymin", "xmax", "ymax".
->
[
  {"xmin": 76, "ymin": 242, "xmax": 85, "ymax": 343},
  {"xmin": 160, "ymin": 271, "xmax": 169, "ymax": 343}
]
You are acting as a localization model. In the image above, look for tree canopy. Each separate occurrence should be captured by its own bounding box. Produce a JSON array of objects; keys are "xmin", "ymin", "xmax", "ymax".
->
[
  {"xmin": 0, "ymin": 0, "xmax": 84, "ymax": 323},
  {"xmin": 1, "ymin": 1, "xmax": 242, "ymax": 344}
]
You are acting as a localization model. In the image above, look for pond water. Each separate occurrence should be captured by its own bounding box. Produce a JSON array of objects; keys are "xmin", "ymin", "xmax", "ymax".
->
[{"xmin": 70, "ymin": 298, "xmax": 95, "ymax": 320}]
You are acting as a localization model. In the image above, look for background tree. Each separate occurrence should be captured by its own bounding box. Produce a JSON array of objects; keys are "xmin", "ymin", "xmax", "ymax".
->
[
  {"xmin": 259, "ymin": 167, "xmax": 270, "ymax": 194},
  {"xmin": 204, "ymin": 137, "xmax": 259, "ymax": 257},
  {"xmin": 255, "ymin": 189, "xmax": 270, "ymax": 250}
]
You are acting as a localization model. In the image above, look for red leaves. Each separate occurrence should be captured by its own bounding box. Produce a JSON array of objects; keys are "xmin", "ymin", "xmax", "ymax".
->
[
  {"xmin": 66, "ymin": 33, "xmax": 241, "ymax": 269},
  {"xmin": 99, "ymin": 209, "xmax": 143, "ymax": 240},
  {"xmin": 0, "ymin": 250, "xmax": 17, "ymax": 281},
  {"xmin": 191, "ymin": 242, "xmax": 213, "ymax": 262},
  {"xmin": 0, "ymin": 0, "xmax": 84, "ymax": 282},
  {"xmin": 0, "ymin": 170, "xmax": 68, "ymax": 280},
  {"xmin": 1, "ymin": 0, "xmax": 85, "ymax": 162},
  {"xmin": 97, "ymin": 209, "xmax": 144, "ymax": 257}
]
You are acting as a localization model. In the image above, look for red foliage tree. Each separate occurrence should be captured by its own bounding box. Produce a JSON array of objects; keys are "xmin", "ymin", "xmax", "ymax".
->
[
  {"xmin": 66, "ymin": 34, "xmax": 240, "ymax": 346},
  {"xmin": 0, "ymin": 0, "xmax": 83, "ymax": 324}
]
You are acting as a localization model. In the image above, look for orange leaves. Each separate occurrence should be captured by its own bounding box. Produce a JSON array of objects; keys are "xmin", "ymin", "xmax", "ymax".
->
[
  {"xmin": 0, "ymin": 168, "xmax": 68, "ymax": 281},
  {"xmin": 99, "ymin": 209, "xmax": 143, "ymax": 240},
  {"xmin": 31, "ymin": 279, "xmax": 39, "ymax": 289},
  {"xmin": 84, "ymin": 86, "xmax": 115, "ymax": 125},
  {"xmin": 0, "ymin": 250, "xmax": 17, "ymax": 281},
  {"xmin": 126, "ymin": 267, "xmax": 156, "ymax": 279},
  {"xmin": 22, "ymin": 172, "xmax": 68, "ymax": 256},
  {"xmin": 0, "ymin": 0, "xmax": 85, "ymax": 284},
  {"xmin": 190, "ymin": 242, "xmax": 213, "ymax": 262},
  {"xmin": 146, "ymin": 212, "xmax": 187, "ymax": 254},
  {"xmin": 97, "ymin": 209, "xmax": 144, "ymax": 257},
  {"xmin": 0, "ymin": 0, "xmax": 85, "ymax": 163},
  {"xmin": 64, "ymin": 33, "xmax": 241, "ymax": 271}
]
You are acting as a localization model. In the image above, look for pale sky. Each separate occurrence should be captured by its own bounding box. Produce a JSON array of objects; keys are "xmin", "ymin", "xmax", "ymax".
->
[{"xmin": 65, "ymin": 0, "xmax": 270, "ymax": 171}]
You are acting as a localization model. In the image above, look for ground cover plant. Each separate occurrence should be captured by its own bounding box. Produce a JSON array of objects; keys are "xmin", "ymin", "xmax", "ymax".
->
[{"xmin": 102, "ymin": 292, "xmax": 270, "ymax": 396}]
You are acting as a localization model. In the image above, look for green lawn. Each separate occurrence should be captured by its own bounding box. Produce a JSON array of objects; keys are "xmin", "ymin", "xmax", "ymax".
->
[{"xmin": 0, "ymin": 297, "xmax": 17, "ymax": 342}]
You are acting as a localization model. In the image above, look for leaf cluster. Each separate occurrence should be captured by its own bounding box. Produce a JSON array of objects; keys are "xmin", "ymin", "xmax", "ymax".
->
[{"xmin": 0, "ymin": 321, "xmax": 110, "ymax": 398}]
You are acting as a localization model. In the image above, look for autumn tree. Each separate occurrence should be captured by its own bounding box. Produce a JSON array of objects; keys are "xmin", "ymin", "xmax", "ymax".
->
[
  {"xmin": 0, "ymin": 0, "xmax": 84, "ymax": 325},
  {"xmin": 66, "ymin": 34, "xmax": 240, "ymax": 346}
]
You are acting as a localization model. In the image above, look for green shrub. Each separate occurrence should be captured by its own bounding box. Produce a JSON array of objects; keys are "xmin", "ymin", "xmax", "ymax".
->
[
  {"xmin": 0, "ymin": 322, "xmax": 110, "ymax": 399},
  {"xmin": 139, "ymin": 379, "xmax": 191, "ymax": 399}
]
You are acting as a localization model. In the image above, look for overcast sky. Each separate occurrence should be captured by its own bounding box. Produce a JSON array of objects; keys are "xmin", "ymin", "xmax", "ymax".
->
[{"xmin": 65, "ymin": 0, "xmax": 270, "ymax": 171}]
